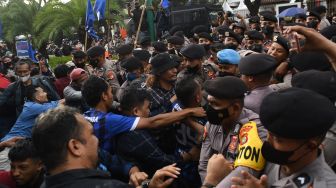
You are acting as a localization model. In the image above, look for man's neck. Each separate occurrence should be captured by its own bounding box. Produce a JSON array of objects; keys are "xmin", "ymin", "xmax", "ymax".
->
[
  {"xmin": 281, "ymin": 149, "xmax": 319, "ymax": 176},
  {"xmin": 94, "ymin": 103, "xmax": 108, "ymax": 113},
  {"xmin": 22, "ymin": 79, "xmax": 32, "ymax": 86},
  {"xmin": 158, "ymin": 79, "xmax": 173, "ymax": 91}
]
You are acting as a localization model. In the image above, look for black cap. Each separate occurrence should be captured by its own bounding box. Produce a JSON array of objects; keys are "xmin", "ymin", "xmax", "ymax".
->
[
  {"xmin": 295, "ymin": 13, "xmax": 307, "ymax": 20},
  {"xmin": 273, "ymin": 36, "xmax": 290, "ymax": 53},
  {"xmin": 121, "ymin": 57, "xmax": 143, "ymax": 72},
  {"xmin": 169, "ymin": 54, "xmax": 182, "ymax": 64},
  {"xmin": 292, "ymin": 70, "xmax": 336, "ymax": 102},
  {"xmin": 72, "ymin": 50, "xmax": 86, "ymax": 58},
  {"xmin": 169, "ymin": 25, "xmax": 183, "ymax": 35},
  {"xmin": 249, "ymin": 16, "xmax": 260, "ymax": 24},
  {"xmin": 217, "ymin": 25, "xmax": 230, "ymax": 35},
  {"xmin": 232, "ymin": 22, "xmax": 246, "ymax": 30},
  {"xmin": 140, "ymin": 36, "xmax": 151, "ymax": 46},
  {"xmin": 260, "ymin": 13, "xmax": 277, "ymax": 23},
  {"xmin": 133, "ymin": 50, "xmax": 151, "ymax": 62},
  {"xmin": 86, "ymin": 46, "xmax": 105, "ymax": 58},
  {"xmin": 260, "ymin": 87, "xmax": 336, "ymax": 139},
  {"xmin": 115, "ymin": 44, "xmax": 133, "ymax": 56},
  {"xmin": 244, "ymin": 30, "xmax": 264, "ymax": 41},
  {"xmin": 306, "ymin": 11, "xmax": 321, "ymax": 21},
  {"xmin": 150, "ymin": 53, "xmax": 179, "ymax": 75},
  {"xmin": 180, "ymin": 44, "xmax": 206, "ymax": 59},
  {"xmin": 192, "ymin": 25, "xmax": 210, "ymax": 34},
  {"xmin": 198, "ymin": 32, "xmax": 213, "ymax": 42},
  {"xmin": 173, "ymin": 31, "xmax": 185, "ymax": 39},
  {"xmin": 152, "ymin": 41, "xmax": 167, "ymax": 53},
  {"xmin": 204, "ymin": 76, "xmax": 248, "ymax": 99},
  {"xmin": 224, "ymin": 29, "xmax": 242, "ymax": 44},
  {"xmin": 239, "ymin": 54, "xmax": 277, "ymax": 76},
  {"xmin": 167, "ymin": 36, "xmax": 184, "ymax": 45},
  {"xmin": 290, "ymin": 51, "xmax": 331, "ymax": 72},
  {"xmin": 314, "ymin": 5, "xmax": 327, "ymax": 14},
  {"xmin": 320, "ymin": 25, "xmax": 336, "ymax": 40}
]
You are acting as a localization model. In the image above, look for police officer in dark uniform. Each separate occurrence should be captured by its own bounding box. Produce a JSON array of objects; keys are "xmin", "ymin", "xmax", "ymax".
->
[
  {"xmin": 86, "ymin": 46, "xmax": 120, "ymax": 100},
  {"xmin": 239, "ymin": 54, "xmax": 277, "ymax": 114},
  {"xmin": 244, "ymin": 30, "xmax": 265, "ymax": 53},
  {"xmin": 178, "ymin": 44, "xmax": 210, "ymax": 85},
  {"xmin": 166, "ymin": 36, "xmax": 184, "ymax": 55},
  {"xmin": 229, "ymin": 88, "xmax": 336, "ymax": 188},
  {"xmin": 260, "ymin": 12, "xmax": 278, "ymax": 52}
]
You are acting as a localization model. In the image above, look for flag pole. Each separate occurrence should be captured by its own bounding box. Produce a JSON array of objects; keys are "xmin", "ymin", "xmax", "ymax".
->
[
  {"xmin": 85, "ymin": 32, "xmax": 88, "ymax": 51},
  {"xmin": 134, "ymin": 0, "xmax": 147, "ymax": 49}
]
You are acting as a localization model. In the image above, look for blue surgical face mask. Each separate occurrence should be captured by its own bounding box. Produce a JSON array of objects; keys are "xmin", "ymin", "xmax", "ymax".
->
[{"xmin": 126, "ymin": 72, "xmax": 137, "ymax": 81}]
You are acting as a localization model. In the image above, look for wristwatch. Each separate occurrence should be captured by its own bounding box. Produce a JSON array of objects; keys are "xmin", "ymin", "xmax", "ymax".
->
[
  {"xmin": 202, "ymin": 183, "xmax": 216, "ymax": 188},
  {"xmin": 141, "ymin": 179, "xmax": 151, "ymax": 188}
]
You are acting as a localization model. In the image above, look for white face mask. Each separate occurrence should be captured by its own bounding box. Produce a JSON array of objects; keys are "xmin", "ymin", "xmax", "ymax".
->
[{"xmin": 19, "ymin": 75, "xmax": 30, "ymax": 82}]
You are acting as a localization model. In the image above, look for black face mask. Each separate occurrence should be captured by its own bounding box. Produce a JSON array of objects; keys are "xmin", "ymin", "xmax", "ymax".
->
[
  {"xmin": 89, "ymin": 59, "xmax": 99, "ymax": 68},
  {"xmin": 187, "ymin": 65, "xmax": 199, "ymax": 73},
  {"xmin": 262, "ymin": 26, "xmax": 274, "ymax": 36},
  {"xmin": 75, "ymin": 63, "xmax": 85, "ymax": 69},
  {"xmin": 217, "ymin": 71, "xmax": 235, "ymax": 77},
  {"xmin": 248, "ymin": 44, "xmax": 263, "ymax": 53},
  {"xmin": 205, "ymin": 105, "xmax": 230, "ymax": 125},
  {"xmin": 168, "ymin": 48, "xmax": 176, "ymax": 55},
  {"xmin": 261, "ymin": 141, "xmax": 306, "ymax": 165},
  {"xmin": 201, "ymin": 44, "xmax": 210, "ymax": 51},
  {"xmin": 307, "ymin": 20, "xmax": 319, "ymax": 29},
  {"xmin": 225, "ymin": 43, "xmax": 238, "ymax": 50}
]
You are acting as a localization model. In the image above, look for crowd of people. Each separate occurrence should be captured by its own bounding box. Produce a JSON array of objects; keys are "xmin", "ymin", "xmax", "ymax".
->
[{"xmin": 0, "ymin": 3, "xmax": 336, "ymax": 188}]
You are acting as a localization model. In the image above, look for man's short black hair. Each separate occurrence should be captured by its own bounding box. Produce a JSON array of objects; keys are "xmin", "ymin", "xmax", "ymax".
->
[
  {"xmin": 82, "ymin": 76, "xmax": 109, "ymax": 107},
  {"xmin": 54, "ymin": 64, "xmax": 69, "ymax": 79},
  {"xmin": 8, "ymin": 139, "xmax": 39, "ymax": 162},
  {"xmin": 25, "ymin": 85, "xmax": 40, "ymax": 101},
  {"xmin": 175, "ymin": 78, "xmax": 200, "ymax": 107},
  {"xmin": 15, "ymin": 59, "xmax": 32, "ymax": 70},
  {"xmin": 32, "ymin": 106, "xmax": 82, "ymax": 171},
  {"xmin": 120, "ymin": 87, "xmax": 150, "ymax": 112}
]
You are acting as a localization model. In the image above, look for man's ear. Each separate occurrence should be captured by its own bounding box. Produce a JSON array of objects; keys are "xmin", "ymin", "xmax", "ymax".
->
[
  {"xmin": 67, "ymin": 139, "xmax": 84, "ymax": 157},
  {"xmin": 101, "ymin": 91, "xmax": 108, "ymax": 102},
  {"xmin": 133, "ymin": 107, "xmax": 140, "ymax": 117},
  {"xmin": 248, "ymin": 75, "xmax": 254, "ymax": 82}
]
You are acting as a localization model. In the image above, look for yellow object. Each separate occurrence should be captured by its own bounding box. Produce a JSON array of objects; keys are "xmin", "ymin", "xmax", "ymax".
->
[{"xmin": 234, "ymin": 121, "xmax": 266, "ymax": 171}]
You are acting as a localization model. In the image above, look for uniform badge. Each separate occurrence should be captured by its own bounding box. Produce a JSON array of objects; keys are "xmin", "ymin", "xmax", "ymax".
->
[
  {"xmin": 225, "ymin": 31, "xmax": 230, "ymax": 37},
  {"xmin": 306, "ymin": 12, "xmax": 310, "ymax": 16},
  {"xmin": 260, "ymin": 16, "xmax": 264, "ymax": 21},
  {"xmin": 228, "ymin": 135, "xmax": 238, "ymax": 153},
  {"xmin": 273, "ymin": 35, "xmax": 278, "ymax": 42},
  {"xmin": 293, "ymin": 173, "xmax": 310, "ymax": 187},
  {"xmin": 244, "ymin": 34, "xmax": 249, "ymax": 40},
  {"xmin": 106, "ymin": 70, "xmax": 114, "ymax": 80}
]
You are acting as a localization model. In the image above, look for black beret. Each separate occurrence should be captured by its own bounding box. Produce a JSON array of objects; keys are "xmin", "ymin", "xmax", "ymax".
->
[
  {"xmin": 204, "ymin": 76, "xmax": 248, "ymax": 99},
  {"xmin": 121, "ymin": 57, "xmax": 143, "ymax": 72},
  {"xmin": 249, "ymin": 16, "xmax": 260, "ymax": 24},
  {"xmin": 72, "ymin": 50, "xmax": 86, "ymax": 58},
  {"xmin": 180, "ymin": 44, "xmax": 206, "ymax": 59},
  {"xmin": 217, "ymin": 25, "xmax": 230, "ymax": 35},
  {"xmin": 150, "ymin": 53, "xmax": 179, "ymax": 75},
  {"xmin": 314, "ymin": 6, "xmax": 327, "ymax": 14},
  {"xmin": 260, "ymin": 13, "xmax": 277, "ymax": 23},
  {"xmin": 169, "ymin": 25, "xmax": 183, "ymax": 35},
  {"xmin": 210, "ymin": 42, "xmax": 226, "ymax": 53},
  {"xmin": 173, "ymin": 31, "xmax": 185, "ymax": 39},
  {"xmin": 244, "ymin": 30, "xmax": 264, "ymax": 41},
  {"xmin": 167, "ymin": 36, "xmax": 184, "ymax": 45},
  {"xmin": 86, "ymin": 46, "xmax": 105, "ymax": 58},
  {"xmin": 239, "ymin": 54, "xmax": 277, "ymax": 76},
  {"xmin": 133, "ymin": 50, "xmax": 151, "ymax": 61},
  {"xmin": 306, "ymin": 11, "xmax": 321, "ymax": 21},
  {"xmin": 192, "ymin": 25, "xmax": 210, "ymax": 34},
  {"xmin": 294, "ymin": 13, "xmax": 307, "ymax": 20},
  {"xmin": 152, "ymin": 41, "xmax": 167, "ymax": 53},
  {"xmin": 115, "ymin": 44, "xmax": 133, "ymax": 56},
  {"xmin": 224, "ymin": 29, "xmax": 242, "ymax": 44},
  {"xmin": 320, "ymin": 25, "xmax": 336, "ymax": 40},
  {"xmin": 140, "ymin": 36, "xmax": 151, "ymax": 45},
  {"xmin": 260, "ymin": 87, "xmax": 336, "ymax": 139},
  {"xmin": 290, "ymin": 51, "xmax": 331, "ymax": 72},
  {"xmin": 292, "ymin": 70, "xmax": 336, "ymax": 102},
  {"xmin": 169, "ymin": 54, "xmax": 182, "ymax": 63},
  {"xmin": 273, "ymin": 35, "xmax": 290, "ymax": 53},
  {"xmin": 198, "ymin": 32, "xmax": 213, "ymax": 42},
  {"xmin": 232, "ymin": 22, "xmax": 246, "ymax": 30}
]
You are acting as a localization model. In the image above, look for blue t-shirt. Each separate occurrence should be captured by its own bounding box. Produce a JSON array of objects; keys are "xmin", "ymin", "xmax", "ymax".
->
[
  {"xmin": 84, "ymin": 109, "xmax": 139, "ymax": 154},
  {"xmin": 1, "ymin": 101, "xmax": 59, "ymax": 141}
]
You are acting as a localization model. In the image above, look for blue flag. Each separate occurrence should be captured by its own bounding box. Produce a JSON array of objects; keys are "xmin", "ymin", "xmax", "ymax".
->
[
  {"xmin": 94, "ymin": 0, "xmax": 106, "ymax": 21},
  {"xmin": 86, "ymin": 0, "xmax": 99, "ymax": 40},
  {"xmin": 161, "ymin": 0, "xmax": 170, "ymax": 9}
]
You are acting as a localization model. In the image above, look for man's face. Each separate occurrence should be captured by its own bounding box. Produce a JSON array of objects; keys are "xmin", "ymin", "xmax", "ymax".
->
[
  {"xmin": 249, "ymin": 23, "xmax": 260, "ymax": 30},
  {"xmin": 267, "ymin": 43, "xmax": 288, "ymax": 63},
  {"xmin": 199, "ymin": 38, "xmax": 211, "ymax": 45},
  {"xmin": 306, "ymin": 16, "xmax": 319, "ymax": 22},
  {"xmin": 134, "ymin": 100, "xmax": 151, "ymax": 118},
  {"xmin": 10, "ymin": 158, "xmax": 42, "ymax": 186},
  {"xmin": 295, "ymin": 18, "xmax": 306, "ymax": 25},
  {"xmin": 35, "ymin": 87, "xmax": 48, "ymax": 103},
  {"xmin": 73, "ymin": 57, "xmax": 86, "ymax": 67},
  {"xmin": 217, "ymin": 63, "xmax": 238, "ymax": 75},
  {"xmin": 183, "ymin": 57, "xmax": 202, "ymax": 70},
  {"xmin": 76, "ymin": 114, "xmax": 99, "ymax": 169},
  {"xmin": 160, "ymin": 67, "xmax": 177, "ymax": 83},
  {"xmin": 260, "ymin": 21, "xmax": 276, "ymax": 29},
  {"xmin": 224, "ymin": 37, "xmax": 238, "ymax": 46},
  {"xmin": 16, "ymin": 64, "xmax": 31, "ymax": 77},
  {"xmin": 245, "ymin": 39, "xmax": 263, "ymax": 49},
  {"xmin": 233, "ymin": 27, "xmax": 243, "ymax": 35},
  {"xmin": 103, "ymin": 86, "xmax": 114, "ymax": 109}
]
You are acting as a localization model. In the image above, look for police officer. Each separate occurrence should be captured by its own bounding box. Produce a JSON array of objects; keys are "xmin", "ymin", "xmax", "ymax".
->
[
  {"xmin": 306, "ymin": 11, "xmax": 321, "ymax": 30},
  {"xmin": 229, "ymin": 88, "xmax": 336, "ymax": 188},
  {"xmin": 166, "ymin": 36, "xmax": 184, "ymax": 55},
  {"xmin": 260, "ymin": 12, "xmax": 278, "ymax": 51},
  {"xmin": 244, "ymin": 30, "xmax": 265, "ymax": 53},
  {"xmin": 232, "ymin": 22, "xmax": 246, "ymax": 36},
  {"xmin": 178, "ymin": 44, "xmax": 210, "ymax": 84},
  {"xmin": 239, "ymin": 54, "xmax": 277, "ymax": 114},
  {"xmin": 86, "ymin": 46, "xmax": 120, "ymax": 100},
  {"xmin": 223, "ymin": 29, "xmax": 242, "ymax": 50},
  {"xmin": 294, "ymin": 13, "xmax": 307, "ymax": 25},
  {"xmin": 248, "ymin": 16, "xmax": 261, "ymax": 31},
  {"xmin": 216, "ymin": 49, "xmax": 241, "ymax": 77},
  {"xmin": 199, "ymin": 76, "xmax": 267, "ymax": 187}
]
